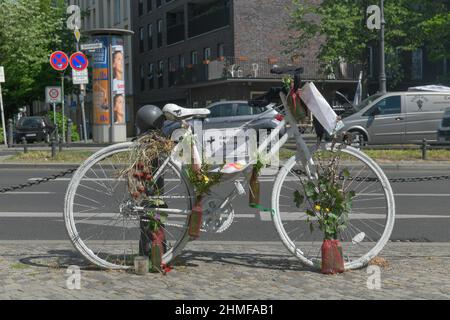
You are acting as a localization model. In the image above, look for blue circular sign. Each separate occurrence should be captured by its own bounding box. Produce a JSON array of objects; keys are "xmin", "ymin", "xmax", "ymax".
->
[
  {"xmin": 70, "ymin": 52, "xmax": 89, "ymax": 71},
  {"xmin": 50, "ymin": 51, "xmax": 69, "ymax": 71}
]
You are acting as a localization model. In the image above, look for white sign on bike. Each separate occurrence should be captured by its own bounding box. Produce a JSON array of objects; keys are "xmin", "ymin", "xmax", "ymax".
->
[{"xmin": 300, "ymin": 82, "xmax": 343, "ymax": 135}]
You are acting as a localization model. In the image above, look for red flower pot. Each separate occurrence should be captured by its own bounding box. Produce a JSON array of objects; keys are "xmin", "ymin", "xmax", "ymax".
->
[{"xmin": 321, "ymin": 239, "xmax": 345, "ymax": 274}]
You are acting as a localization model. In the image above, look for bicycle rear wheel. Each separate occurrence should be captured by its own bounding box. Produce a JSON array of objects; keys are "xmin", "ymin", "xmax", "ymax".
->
[
  {"xmin": 64, "ymin": 142, "xmax": 194, "ymax": 270},
  {"xmin": 272, "ymin": 144, "xmax": 395, "ymax": 270}
]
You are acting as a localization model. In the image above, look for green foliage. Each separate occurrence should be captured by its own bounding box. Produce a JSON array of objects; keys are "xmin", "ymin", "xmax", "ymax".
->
[
  {"xmin": 46, "ymin": 111, "xmax": 80, "ymax": 142},
  {"xmin": 0, "ymin": 126, "xmax": 4, "ymax": 144},
  {"xmin": 145, "ymin": 210, "xmax": 168, "ymax": 233},
  {"xmin": 0, "ymin": 0, "xmax": 75, "ymax": 116},
  {"xmin": 287, "ymin": 0, "xmax": 450, "ymax": 90},
  {"xmin": 185, "ymin": 162, "xmax": 223, "ymax": 198},
  {"xmin": 294, "ymin": 150, "xmax": 356, "ymax": 240}
]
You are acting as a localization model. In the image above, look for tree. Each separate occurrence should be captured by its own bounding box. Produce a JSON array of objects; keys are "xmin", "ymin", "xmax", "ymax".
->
[
  {"xmin": 287, "ymin": 0, "xmax": 450, "ymax": 91},
  {"xmin": 0, "ymin": 0, "xmax": 73, "ymax": 116}
]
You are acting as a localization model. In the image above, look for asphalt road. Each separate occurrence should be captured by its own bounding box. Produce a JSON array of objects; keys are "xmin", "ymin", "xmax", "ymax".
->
[{"xmin": 0, "ymin": 167, "xmax": 449, "ymax": 242}]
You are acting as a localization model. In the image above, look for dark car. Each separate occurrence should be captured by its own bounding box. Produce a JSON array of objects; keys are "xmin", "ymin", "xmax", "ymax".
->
[
  {"xmin": 163, "ymin": 101, "xmax": 286, "ymax": 140},
  {"xmin": 15, "ymin": 116, "xmax": 55, "ymax": 143}
]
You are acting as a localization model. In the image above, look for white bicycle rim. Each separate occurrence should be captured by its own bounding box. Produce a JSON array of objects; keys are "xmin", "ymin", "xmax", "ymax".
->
[
  {"xmin": 272, "ymin": 145, "xmax": 395, "ymax": 270},
  {"xmin": 64, "ymin": 142, "xmax": 194, "ymax": 270}
]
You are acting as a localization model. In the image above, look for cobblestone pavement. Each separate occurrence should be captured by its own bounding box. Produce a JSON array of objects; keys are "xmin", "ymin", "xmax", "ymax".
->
[{"xmin": 0, "ymin": 241, "xmax": 448, "ymax": 300}]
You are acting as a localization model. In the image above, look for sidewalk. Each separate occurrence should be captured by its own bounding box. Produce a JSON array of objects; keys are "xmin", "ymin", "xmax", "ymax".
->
[{"xmin": 0, "ymin": 241, "xmax": 448, "ymax": 300}]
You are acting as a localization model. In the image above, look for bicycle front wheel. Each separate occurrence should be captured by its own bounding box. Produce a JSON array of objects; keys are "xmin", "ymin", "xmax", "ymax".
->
[
  {"xmin": 272, "ymin": 144, "xmax": 395, "ymax": 270},
  {"xmin": 64, "ymin": 142, "xmax": 195, "ymax": 270}
]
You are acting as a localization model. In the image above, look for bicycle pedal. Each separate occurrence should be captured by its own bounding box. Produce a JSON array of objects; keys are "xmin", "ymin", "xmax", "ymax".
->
[{"xmin": 234, "ymin": 181, "xmax": 246, "ymax": 196}]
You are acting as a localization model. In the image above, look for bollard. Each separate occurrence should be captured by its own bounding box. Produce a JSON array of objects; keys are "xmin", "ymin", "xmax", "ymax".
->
[
  {"xmin": 134, "ymin": 256, "xmax": 149, "ymax": 275},
  {"xmin": 421, "ymin": 139, "xmax": 428, "ymax": 160},
  {"xmin": 51, "ymin": 136, "xmax": 57, "ymax": 159},
  {"xmin": 7, "ymin": 119, "xmax": 13, "ymax": 147},
  {"xmin": 21, "ymin": 137, "xmax": 28, "ymax": 153},
  {"xmin": 67, "ymin": 119, "xmax": 72, "ymax": 146}
]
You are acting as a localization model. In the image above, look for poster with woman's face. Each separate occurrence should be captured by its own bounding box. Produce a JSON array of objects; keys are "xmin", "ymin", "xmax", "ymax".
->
[{"xmin": 112, "ymin": 46, "xmax": 125, "ymax": 95}]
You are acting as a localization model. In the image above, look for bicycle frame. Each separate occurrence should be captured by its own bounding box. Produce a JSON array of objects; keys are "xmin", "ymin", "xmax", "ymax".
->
[{"xmin": 148, "ymin": 91, "xmax": 317, "ymax": 216}]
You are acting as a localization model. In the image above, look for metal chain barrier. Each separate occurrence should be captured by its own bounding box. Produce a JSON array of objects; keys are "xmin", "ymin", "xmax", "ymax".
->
[
  {"xmin": 0, "ymin": 167, "xmax": 78, "ymax": 194},
  {"xmin": 290, "ymin": 168, "xmax": 450, "ymax": 183}
]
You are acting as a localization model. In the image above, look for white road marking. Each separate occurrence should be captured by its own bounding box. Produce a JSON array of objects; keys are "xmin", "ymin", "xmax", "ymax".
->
[
  {"xmin": 0, "ymin": 192, "xmax": 55, "ymax": 195},
  {"xmin": 0, "ymin": 212, "xmax": 255, "ymax": 219},
  {"xmin": 260, "ymin": 212, "xmax": 450, "ymax": 222}
]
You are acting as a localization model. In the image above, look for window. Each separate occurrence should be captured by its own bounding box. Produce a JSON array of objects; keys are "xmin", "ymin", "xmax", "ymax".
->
[
  {"xmin": 209, "ymin": 104, "xmax": 233, "ymax": 118},
  {"xmin": 140, "ymin": 65, "xmax": 145, "ymax": 91},
  {"xmin": 236, "ymin": 104, "xmax": 253, "ymax": 116},
  {"xmin": 148, "ymin": 63, "xmax": 154, "ymax": 90},
  {"xmin": 179, "ymin": 54, "xmax": 185, "ymax": 69},
  {"xmin": 139, "ymin": 27, "xmax": 144, "ymax": 52},
  {"xmin": 412, "ymin": 49, "xmax": 423, "ymax": 80},
  {"xmin": 217, "ymin": 43, "xmax": 225, "ymax": 58},
  {"xmin": 157, "ymin": 19, "xmax": 163, "ymax": 47},
  {"xmin": 365, "ymin": 96, "xmax": 401, "ymax": 116},
  {"xmin": 147, "ymin": 0, "xmax": 152, "ymax": 12},
  {"xmin": 147, "ymin": 24, "xmax": 153, "ymax": 51},
  {"xmin": 157, "ymin": 60, "xmax": 164, "ymax": 88},
  {"xmin": 114, "ymin": 0, "xmax": 121, "ymax": 24},
  {"xmin": 138, "ymin": 0, "xmax": 144, "ymax": 16},
  {"xmin": 191, "ymin": 51, "xmax": 198, "ymax": 65},
  {"xmin": 204, "ymin": 47, "xmax": 211, "ymax": 61},
  {"xmin": 156, "ymin": 0, "xmax": 162, "ymax": 8}
]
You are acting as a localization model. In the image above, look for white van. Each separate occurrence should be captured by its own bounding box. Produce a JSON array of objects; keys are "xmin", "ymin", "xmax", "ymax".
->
[{"xmin": 340, "ymin": 92, "xmax": 450, "ymax": 145}]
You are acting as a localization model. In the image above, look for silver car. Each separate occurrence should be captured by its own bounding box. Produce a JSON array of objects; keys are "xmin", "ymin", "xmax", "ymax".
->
[
  {"xmin": 340, "ymin": 92, "xmax": 450, "ymax": 145},
  {"xmin": 163, "ymin": 101, "xmax": 286, "ymax": 139}
]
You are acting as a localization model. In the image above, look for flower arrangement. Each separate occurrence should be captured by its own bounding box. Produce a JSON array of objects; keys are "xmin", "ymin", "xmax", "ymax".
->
[
  {"xmin": 185, "ymin": 160, "xmax": 223, "ymax": 239},
  {"xmin": 283, "ymin": 75, "xmax": 307, "ymax": 122},
  {"xmin": 249, "ymin": 155, "xmax": 265, "ymax": 207},
  {"xmin": 293, "ymin": 146, "xmax": 356, "ymax": 274}
]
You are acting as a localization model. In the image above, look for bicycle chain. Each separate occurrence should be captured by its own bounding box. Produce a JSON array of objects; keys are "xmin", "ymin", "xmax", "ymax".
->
[{"xmin": 0, "ymin": 168, "xmax": 78, "ymax": 194}]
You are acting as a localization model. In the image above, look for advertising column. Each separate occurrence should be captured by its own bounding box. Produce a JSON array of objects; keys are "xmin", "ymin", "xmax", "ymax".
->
[{"xmin": 91, "ymin": 35, "xmax": 127, "ymax": 143}]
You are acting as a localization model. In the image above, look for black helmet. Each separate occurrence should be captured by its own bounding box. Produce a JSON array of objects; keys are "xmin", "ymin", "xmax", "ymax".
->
[{"xmin": 136, "ymin": 105, "xmax": 165, "ymax": 132}]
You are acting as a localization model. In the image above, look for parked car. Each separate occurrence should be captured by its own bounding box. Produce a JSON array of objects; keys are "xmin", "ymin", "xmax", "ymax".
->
[
  {"xmin": 339, "ymin": 91, "xmax": 450, "ymax": 145},
  {"xmin": 437, "ymin": 108, "xmax": 450, "ymax": 143},
  {"xmin": 15, "ymin": 116, "xmax": 55, "ymax": 143},
  {"xmin": 162, "ymin": 101, "xmax": 286, "ymax": 140}
]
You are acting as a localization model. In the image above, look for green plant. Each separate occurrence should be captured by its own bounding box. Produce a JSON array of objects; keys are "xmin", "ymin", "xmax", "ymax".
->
[
  {"xmin": 293, "ymin": 148, "xmax": 356, "ymax": 240},
  {"xmin": 46, "ymin": 111, "xmax": 80, "ymax": 142},
  {"xmin": 185, "ymin": 161, "xmax": 222, "ymax": 198},
  {"xmin": 145, "ymin": 209, "xmax": 168, "ymax": 233},
  {"xmin": 0, "ymin": 126, "xmax": 3, "ymax": 144}
]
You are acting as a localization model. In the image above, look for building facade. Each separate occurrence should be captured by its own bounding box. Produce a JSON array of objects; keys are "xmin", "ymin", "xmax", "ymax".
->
[
  {"xmin": 131, "ymin": 0, "xmax": 361, "ymax": 112},
  {"xmin": 68, "ymin": 0, "xmax": 135, "ymax": 137}
]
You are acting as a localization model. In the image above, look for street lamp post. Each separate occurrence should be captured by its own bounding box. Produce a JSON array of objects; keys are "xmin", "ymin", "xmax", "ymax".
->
[{"xmin": 379, "ymin": 0, "xmax": 387, "ymax": 94}]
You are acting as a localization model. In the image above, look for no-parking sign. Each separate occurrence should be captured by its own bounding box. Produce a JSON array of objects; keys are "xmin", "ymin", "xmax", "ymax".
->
[
  {"xmin": 46, "ymin": 86, "xmax": 62, "ymax": 104},
  {"xmin": 70, "ymin": 52, "xmax": 89, "ymax": 71},
  {"xmin": 50, "ymin": 51, "xmax": 69, "ymax": 71}
]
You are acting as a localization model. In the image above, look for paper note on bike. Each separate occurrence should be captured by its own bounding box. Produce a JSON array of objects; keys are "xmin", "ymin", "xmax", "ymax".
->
[{"xmin": 300, "ymin": 82, "xmax": 343, "ymax": 135}]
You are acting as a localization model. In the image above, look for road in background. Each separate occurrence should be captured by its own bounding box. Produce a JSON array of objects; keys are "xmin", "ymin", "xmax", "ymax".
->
[{"xmin": 0, "ymin": 167, "xmax": 449, "ymax": 242}]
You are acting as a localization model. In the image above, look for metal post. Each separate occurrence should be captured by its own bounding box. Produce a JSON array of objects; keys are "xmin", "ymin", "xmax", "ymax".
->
[
  {"xmin": 21, "ymin": 137, "xmax": 28, "ymax": 153},
  {"xmin": 379, "ymin": 0, "xmax": 387, "ymax": 94},
  {"xmin": 7, "ymin": 119, "xmax": 13, "ymax": 147},
  {"xmin": 51, "ymin": 136, "xmax": 57, "ymax": 159},
  {"xmin": 421, "ymin": 139, "xmax": 428, "ymax": 160},
  {"xmin": 80, "ymin": 84, "xmax": 88, "ymax": 143},
  {"xmin": 0, "ymin": 84, "xmax": 7, "ymax": 147},
  {"xmin": 67, "ymin": 118, "xmax": 72, "ymax": 145},
  {"xmin": 61, "ymin": 73, "xmax": 66, "ymax": 144}
]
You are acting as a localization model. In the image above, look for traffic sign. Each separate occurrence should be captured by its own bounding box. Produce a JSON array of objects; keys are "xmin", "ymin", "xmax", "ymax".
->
[
  {"xmin": 80, "ymin": 43, "xmax": 103, "ymax": 51},
  {"xmin": 0, "ymin": 66, "xmax": 4, "ymax": 83},
  {"xmin": 72, "ymin": 68, "xmax": 89, "ymax": 85},
  {"xmin": 50, "ymin": 51, "xmax": 69, "ymax": 71},
  {"xmin": 46, "ymin": 86, "xmax": 62, "ymax": 104},
  {"xmin": 70, "ymin": 52, "xmax": 89, "ymax": 71}
]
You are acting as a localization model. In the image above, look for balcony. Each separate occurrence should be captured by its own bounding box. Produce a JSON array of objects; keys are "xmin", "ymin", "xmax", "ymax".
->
[
  {"xmin": 188, "ymin": 5, "xmax": 230, "ymax": 38},
  {"xmin": 169, "ymin": 57, "xmax": 363, "ymax": 87},
  {"xmin": 167, "ymin": 24, "xmax": 185, "ymax": 45}
]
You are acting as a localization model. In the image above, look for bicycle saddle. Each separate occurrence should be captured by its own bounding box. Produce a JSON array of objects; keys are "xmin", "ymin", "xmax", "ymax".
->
[{"xmin": 163, "ymin": 104, "xmax": 211, "ymax": 121}]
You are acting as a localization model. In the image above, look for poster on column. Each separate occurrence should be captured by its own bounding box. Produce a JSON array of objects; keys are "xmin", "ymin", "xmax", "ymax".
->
[
  {"xmin": 92, "ymin": 36, "xmax": 110, "ymax": 125},
  {"xmin": 112, "ymin": 37, "xmax": 126, "ymax": 125}
]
